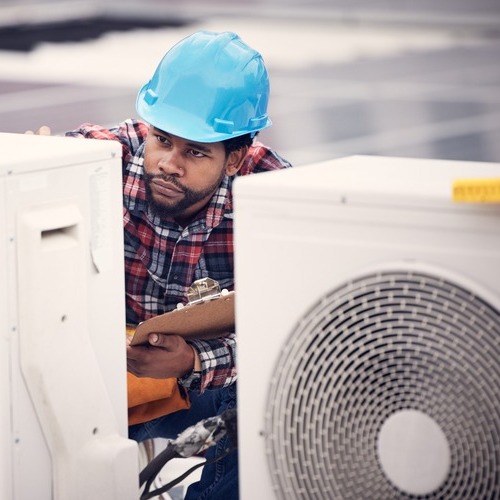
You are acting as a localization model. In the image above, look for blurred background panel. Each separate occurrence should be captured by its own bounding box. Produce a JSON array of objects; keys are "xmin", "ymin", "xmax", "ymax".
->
[{"xmin": 1, "ymin": 0, "xmax": 499, "ymax": 165}]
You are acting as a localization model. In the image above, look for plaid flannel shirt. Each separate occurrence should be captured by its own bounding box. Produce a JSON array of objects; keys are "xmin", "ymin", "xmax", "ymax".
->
[{"xmin": 67, "ymin": 119, "xmax": 291, "ymax": 392}]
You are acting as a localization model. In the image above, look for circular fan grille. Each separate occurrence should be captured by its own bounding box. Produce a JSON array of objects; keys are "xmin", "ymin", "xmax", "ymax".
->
[{"xmin": 265, "ymin": 270, "xmax": 500, "ymax": 499}]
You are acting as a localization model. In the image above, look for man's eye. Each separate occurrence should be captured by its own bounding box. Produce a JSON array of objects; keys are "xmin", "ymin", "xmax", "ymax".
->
[
  {"xmin": 156, "ymin": 135, "xmax": 169, "ymax": 145},
  {"xmin": 190, "ymin": 150, "xmax": 206, "ymax": 158}
]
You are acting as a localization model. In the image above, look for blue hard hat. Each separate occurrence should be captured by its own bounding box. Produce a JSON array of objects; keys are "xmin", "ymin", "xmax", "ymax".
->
[{"xmin": 136, "ymin": 31, "xmax": 272, "ymax": 143}]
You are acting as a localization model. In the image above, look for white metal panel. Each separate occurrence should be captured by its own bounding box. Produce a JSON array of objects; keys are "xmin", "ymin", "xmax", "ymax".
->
[
  {"xmin": 0, "ymin": 132, "xmax": 120, "ymax": 175},
  {"xmin": 234, "ymin": 155, "xmax": 500, "ymax": 207},
  {"xmin": 0, "ymin": 132, "xmax": 139, "ymax": 500},
  {"xmin": 234, "ymin": 155, "xmax": 500, "ymax": 499},
  {"xmin": 0, "ymin": 176, "xmax": 14, "ymax": 500}
]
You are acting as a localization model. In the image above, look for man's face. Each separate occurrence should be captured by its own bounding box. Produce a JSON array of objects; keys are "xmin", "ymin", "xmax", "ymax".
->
[{"xmin": 143, "ymin": 128, "xmax": 237, "ymax": 224}]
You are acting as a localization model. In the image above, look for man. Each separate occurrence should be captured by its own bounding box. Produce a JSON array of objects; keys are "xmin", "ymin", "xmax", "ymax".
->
[{"xmin": 66, "ymin": 31, "xmax": 291, "ymax": 498}]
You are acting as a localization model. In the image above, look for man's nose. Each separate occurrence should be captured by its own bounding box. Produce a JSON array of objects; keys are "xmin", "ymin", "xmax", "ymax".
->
[{"xmin": 157, "ymin": 152, "xmax": 184, "ymax": 176}]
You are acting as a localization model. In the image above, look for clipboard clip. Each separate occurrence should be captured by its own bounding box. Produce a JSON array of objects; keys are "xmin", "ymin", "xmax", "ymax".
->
[
  {"xmin": 179, "ymin": 277, "xmax": 229, "ymax": 309},
  {"xmin": 130, "ymin": 277, "xmax": 235, "ymax": 345}
]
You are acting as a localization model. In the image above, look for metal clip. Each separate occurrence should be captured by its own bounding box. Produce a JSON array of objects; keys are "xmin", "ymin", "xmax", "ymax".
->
[{"xmin": 177, "ymin": 278, "xmax": 228, "ymax": 309}]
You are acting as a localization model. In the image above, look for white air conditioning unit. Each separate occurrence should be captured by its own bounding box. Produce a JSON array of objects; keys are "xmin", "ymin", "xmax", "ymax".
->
[
  {"xmin": 234, "ymin": 156, "xmax": 500, "ymax": 499},
  {"xmin": 0, "ymin": 133, "xmax": 139, "ymax": 499}
]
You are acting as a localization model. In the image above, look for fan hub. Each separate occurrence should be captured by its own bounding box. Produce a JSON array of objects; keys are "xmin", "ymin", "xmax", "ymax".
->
[{"xmin": 377, "ymin": 409, "xmax": 451, "ymax": 495}]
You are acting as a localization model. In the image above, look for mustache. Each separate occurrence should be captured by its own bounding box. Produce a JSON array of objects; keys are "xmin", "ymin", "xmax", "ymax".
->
[{"xmin": 144, "ymin": 173, "xmax": 185, "ymax": 191}]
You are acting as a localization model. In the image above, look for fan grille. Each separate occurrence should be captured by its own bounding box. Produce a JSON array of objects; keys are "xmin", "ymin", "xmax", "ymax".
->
[{"xmin": 265, "ymin": 270, "xmax": 500, "ymax": 499}]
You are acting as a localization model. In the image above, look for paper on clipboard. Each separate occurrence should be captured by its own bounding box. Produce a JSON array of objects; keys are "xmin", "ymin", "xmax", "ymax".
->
[{"xmin": 129, "ymin": 291, "xmax": 235, "ymax": 346}]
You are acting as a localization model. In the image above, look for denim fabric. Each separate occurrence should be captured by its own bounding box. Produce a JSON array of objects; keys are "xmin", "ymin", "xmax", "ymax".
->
[{"xmin": 129, "ymin": 384, "xmax": 238, "ymax": 500}]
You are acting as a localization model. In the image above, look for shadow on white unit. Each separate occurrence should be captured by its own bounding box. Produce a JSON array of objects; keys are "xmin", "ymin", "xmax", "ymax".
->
[
  {"xmin": 234, "ymin": 156, "xmax": 500, "ymax": 499},
  {"xmin": 0, "ymin": 133, "xmax": 139, "ymax": 499}
]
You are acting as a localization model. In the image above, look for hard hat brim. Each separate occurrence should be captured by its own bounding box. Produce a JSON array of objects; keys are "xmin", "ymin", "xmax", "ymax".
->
[{"xmin": 137, "ymin": 85, "xmax": 272, "ymax": 143}]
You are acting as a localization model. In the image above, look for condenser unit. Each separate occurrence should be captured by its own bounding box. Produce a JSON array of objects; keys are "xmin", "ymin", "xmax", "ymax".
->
[
  {"xmin": 234, "ymin": 155, "xmax": 500, "ymax": 499},
  {"xmin": 0, "ymin": 133, "xmax": 139, "ymax": 499}
]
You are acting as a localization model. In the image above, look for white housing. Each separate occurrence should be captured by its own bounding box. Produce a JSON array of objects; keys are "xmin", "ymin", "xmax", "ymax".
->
[
  {"xmin": 234, "ymin": 156, "xmax": 500, "ymax": 499},
  {"xmin": 0, "ymin": 133, "xmax": 139, "ymax": 500}
]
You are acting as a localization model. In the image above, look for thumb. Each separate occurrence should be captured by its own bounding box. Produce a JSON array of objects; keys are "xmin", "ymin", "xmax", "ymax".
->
[
  {"xmin": 148, "ymin": 333, "xmax": 185, "ymax": 352},
  {"xmin": 148, "ymin": 333, "xmax": 160, "ymax": 345}
]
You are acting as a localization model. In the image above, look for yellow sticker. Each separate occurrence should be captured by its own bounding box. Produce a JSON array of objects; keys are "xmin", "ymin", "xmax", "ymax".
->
[{"xmin": 452, "ymin": 178, "xmax": 500, "ymax": 203}]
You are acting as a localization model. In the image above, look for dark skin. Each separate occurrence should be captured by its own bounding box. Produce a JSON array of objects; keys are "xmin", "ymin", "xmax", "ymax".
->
[{"xmin": 126, "ymin": 127, "xmax": 248, "ymax": 379}]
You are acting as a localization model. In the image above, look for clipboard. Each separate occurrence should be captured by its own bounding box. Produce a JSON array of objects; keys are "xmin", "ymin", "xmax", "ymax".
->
[{"xmin": 129, "ymin": 291, "xmax": 235, "ymax": 346}]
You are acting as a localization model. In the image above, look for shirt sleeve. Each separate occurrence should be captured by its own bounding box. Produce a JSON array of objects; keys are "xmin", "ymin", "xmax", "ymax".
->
[
  {"xmin": 181, "ymin": 334, "xmax": 237, "ymax": 393},
  {"xmin": 239, "ymin": 141, "xmax": 293, "ymax": 176},
  {"xmin": 65, "ymin": 119, "xmax": 149, "ymax": 165}
]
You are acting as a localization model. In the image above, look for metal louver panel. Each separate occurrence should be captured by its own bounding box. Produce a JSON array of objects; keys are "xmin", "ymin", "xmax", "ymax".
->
[{"xmin": 265, "ymin": 270, "xmax": 500, "ymax": 499}]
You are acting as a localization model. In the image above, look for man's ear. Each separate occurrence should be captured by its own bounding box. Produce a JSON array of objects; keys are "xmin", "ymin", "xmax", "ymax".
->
[{"xmin": 225, "ymin": 146, "xmax": 248, "ymax": 177}]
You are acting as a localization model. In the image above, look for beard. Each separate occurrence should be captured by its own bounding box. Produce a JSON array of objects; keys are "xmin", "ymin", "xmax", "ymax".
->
[{"xmin": 144, "ymin": 170, "xmax": 226, "ymax": 220}]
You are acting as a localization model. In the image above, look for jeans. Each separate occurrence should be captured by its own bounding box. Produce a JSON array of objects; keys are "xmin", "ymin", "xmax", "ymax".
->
[{"xmin": 129, "ymin": 383, "xmax": 238, "ymax": 500}]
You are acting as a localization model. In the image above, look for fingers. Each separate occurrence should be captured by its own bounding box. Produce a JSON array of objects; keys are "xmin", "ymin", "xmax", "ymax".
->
[
  {"xmin": 24, "ymin": 126, "xmax": 52, "ymax": 135},
  {"xmin": 37, "ymin": 125, "xmax": 52, "ymax": 135},
  {"xmin": 127, "ymin": 334, "xmax": 195, "ymax": 379}
]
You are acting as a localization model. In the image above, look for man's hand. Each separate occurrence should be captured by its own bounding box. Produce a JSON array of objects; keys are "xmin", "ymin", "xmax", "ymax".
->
[
  {"xmin": 25, "ymin": 126, "xmax": 52, "ymax": 135},
  {"xmin": 127, "ymin": 333, "xmax": 195, "ymax": 379}
]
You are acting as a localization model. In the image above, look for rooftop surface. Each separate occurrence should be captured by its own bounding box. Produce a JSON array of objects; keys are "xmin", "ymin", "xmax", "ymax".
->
[{"xmin": 1, "ymin": 1, "xmax": 499, "ymax": 166}]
